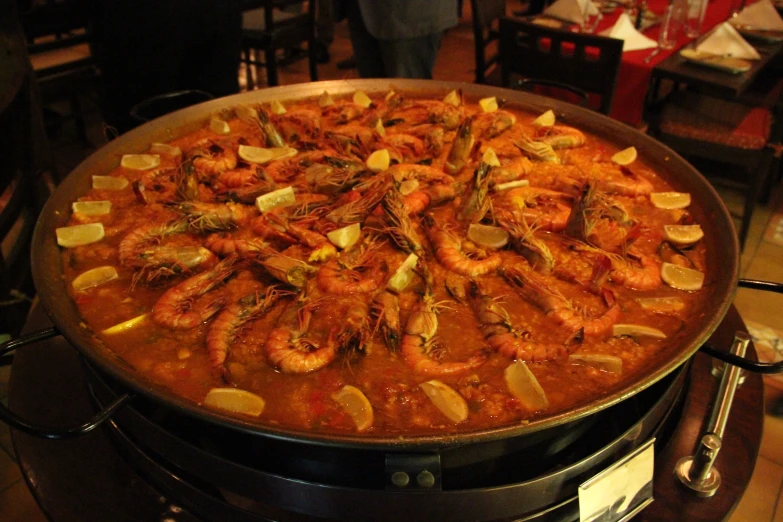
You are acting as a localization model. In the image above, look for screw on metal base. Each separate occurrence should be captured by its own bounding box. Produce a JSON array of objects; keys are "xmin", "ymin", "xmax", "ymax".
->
[{"xmin": 676, "ymin": 434, "xmax": 722, "ymax": 497}]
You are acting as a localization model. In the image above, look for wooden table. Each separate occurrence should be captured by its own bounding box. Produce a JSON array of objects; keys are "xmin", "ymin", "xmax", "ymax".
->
[{"xmin": 645, "ymin": 36, "xmax": 783, "ymax": 107}]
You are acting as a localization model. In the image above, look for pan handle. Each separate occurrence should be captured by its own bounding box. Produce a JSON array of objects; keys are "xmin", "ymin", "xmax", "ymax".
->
[
  {"xmin": 699, "ymin": 278, "xmax": 783, "ymax": 374},
  {"xmin": 0, "ymin": 328, "xmax": 134, "ymax": 440}
]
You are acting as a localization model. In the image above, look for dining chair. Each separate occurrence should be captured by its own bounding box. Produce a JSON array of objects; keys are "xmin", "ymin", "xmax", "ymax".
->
[
  {"xmin": 646, "ymin": 89, "xmax": 780, "ymax": 250},
  {"xmin": 241, "ymin": 0, "xmax": 318, "ymax": 89},
  {"xmin": 0, "ymin": 22, "xmax": 55, "ymax": 337},
  {"xmin": 499, "ymin": 17, "xmax": 623, "ymax": 114},
  {"xmin": 470, "ymin": 0, "xmax": 506, "ymax": 84},
  {"xmin": 18, "ymin": 0, "xmax": 97, "ymax": 146}
]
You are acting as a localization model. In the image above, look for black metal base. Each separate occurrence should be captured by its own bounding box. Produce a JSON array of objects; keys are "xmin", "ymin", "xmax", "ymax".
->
[{"xmin": 86, "ymin": 361, "xmax": 688, "ymax": 522}]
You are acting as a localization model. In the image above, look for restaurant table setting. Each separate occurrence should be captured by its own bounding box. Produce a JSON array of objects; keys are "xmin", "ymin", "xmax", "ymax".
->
[{"xmin": 519, "ymin": 0, "xmax": 783, "ymax": 125}]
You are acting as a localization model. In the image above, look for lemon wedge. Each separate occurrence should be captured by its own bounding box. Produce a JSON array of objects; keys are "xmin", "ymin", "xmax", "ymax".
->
[
  {"xmin": 373, "ymin": 118, "xmax": 386, "ymax": 138},
  {"xmin": 398, "ymin": 179, "xmax": 419, "ymax": 195},
  {"xmin": 327, "ymin": 223, "xmax": 361, "ymax": 249},
  {"xmin": 612, "ymin": 324, "xmax": 667, "ymax": 339},
  {"xmin": 482, "ymin": 147, "xmax": 501, "ymax": 167},
  {"xmin": 149, "ymin": 143, "xmax": 181, "ymax": 156},
  {"xmin": 611, "ymin": 146, "xmax": 638, "ymax": 166},
  {"xmin": 661, "ymin": 262, "xmax": 705, "ymax": 291},
  {"xmin": 532, "ymin": 109, "xmax": 555, "ymax": 127},
  {"xmin": 270, "ymin": 100, "xmax": 286, "ymax": 115},
  {"xmin": 569, "ymin": 354, "xmax": 623, "ymax": 374},
  {"xmin": 443, "ymin": 89, "xmax": 461, "ymax": 107},
  {"xmin": 467, "ymin": 223, "xmax": 509, "ymax": 249},
  {"xmin": 332, "ymin": 385, "xmax": 374, "ymax": 431},
  {"xmin": 102, "ymin": 313, "xmax": 149, "ymax": 335},
  {"xmin": 479, "ymin": 96, "xmax": 498, "ymax": 113},
  {"xmin": 505, "ymin": 360, "xmax": 549, "ymax": 411},
  {"xmin": 319, "ymin": 90, "xmax": 335, "ymax": 107},
  {"xmin": 72, "ymin": 266, "xmax": 119, "ymax": 291},
  {"xmin": 650, "ymin": 192, "xmax": 691, "ymax": 209},
  {"xmin": 353, "ymin": 90, "xmax": 372, "ymax": 108},
  {"xmin": 420, "ymin": 380, "xmax": 469, "ymax": 423},
  {"xmin": 664, "ymin": 224, "xmax": 704, "ymax": 246},
  {"xmin": 387, "ymin": 253, "xmax": 418, "ymax": 292},
  {"xmin": 120, "ymin": 154, "xmax": 161, "ymax": 171},
  {"xmin": 255, "ymin": 186, "xmax": 296, "ymax": 212},
  {"xmin": 92, "ymin": 175, "xmax": 129, "ymax": 190},
  {"xmin": 209, "ymin": 117, "xmax": 231, "ymax": 135},
  {"xmin": 635, "ymin": 296, "xmax": 685, "ymax": 312},
  {"xmin": 203, "ymin": 388, "xmax": 265, "ymax": 417},
  {"xmin": 72, "ymin": 200, "xmax": 112, "ymax": 216},
  {"xmin": 494, "ymin": 179, "xmax": 530, "ymax": 192},
  {"xmin": 238, "ymin": 144, "xmax": 297, "ymax": 164},
  {"xmin": 56, "ymin": 223, "xmax": 105, "ymax": 248},
  {"xmin": 366, "ymin": 149, "xmax": 390, "ymax": 172}
]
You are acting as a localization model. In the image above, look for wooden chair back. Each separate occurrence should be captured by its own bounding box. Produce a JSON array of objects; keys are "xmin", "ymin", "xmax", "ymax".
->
[
  {"xmin": 241, "ymin": 0, "xmax": 318, "ymax": 88},
  {"xmin": 499, "ymin": 17, "xmax": 623, "ymax": 114},
  {"xmin": 470, "ymin": 0, "xmax": 506, "ymax": 84}
]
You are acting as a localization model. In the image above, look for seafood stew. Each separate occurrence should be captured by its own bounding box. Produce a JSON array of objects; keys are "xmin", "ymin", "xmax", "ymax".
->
[{"xmin": 56, "ymin": 87, "xmax": 715, "ymax": 437}]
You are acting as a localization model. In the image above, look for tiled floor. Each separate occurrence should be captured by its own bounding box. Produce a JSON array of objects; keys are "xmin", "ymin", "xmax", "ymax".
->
[{"xmin": 2, "ymin": 6, "xmax": 783, "ymax": 521}]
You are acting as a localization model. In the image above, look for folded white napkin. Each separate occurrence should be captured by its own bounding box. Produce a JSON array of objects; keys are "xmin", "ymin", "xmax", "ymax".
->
[
  {"xmin": 599, "ymin": 13, "xmax": 658, "ymax": 51},
  {"xmin": 732, "ymin": 0, "xmax": 783, "ymax": 30},
  {"xmin": 696, "ymin": 22, "xmax": 761, "ymax": 59},
  {"xmin": 543, "ymin": 0, "xmax": 599, "ymax": 24}
]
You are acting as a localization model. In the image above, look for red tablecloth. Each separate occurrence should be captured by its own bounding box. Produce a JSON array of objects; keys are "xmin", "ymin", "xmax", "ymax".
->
[{"xmin": 602, "ymin": 0, "xmax": 739, "ymax": 126}]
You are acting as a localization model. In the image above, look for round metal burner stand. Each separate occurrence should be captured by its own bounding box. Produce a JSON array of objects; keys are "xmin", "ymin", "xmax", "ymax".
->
[{"xmin": 9, "ymin": 303, "xmax": 764, "ymax": 522}]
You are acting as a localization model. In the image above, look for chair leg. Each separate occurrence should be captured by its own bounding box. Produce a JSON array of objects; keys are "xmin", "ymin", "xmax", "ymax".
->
[
  {"xmin": 308, "ymin": 37, "xmax": 318, "ymax": 82},
  {"xmin": 739, "ymin": 152, "xmax": 774, "ymax": 250},
  {"xmin": 265, "ymin": 48, "xmax": 278, "ymax": 87}
]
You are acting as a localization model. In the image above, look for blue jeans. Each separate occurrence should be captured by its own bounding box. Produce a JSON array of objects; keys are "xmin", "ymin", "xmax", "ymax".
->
[{"xmin": 344, "ymin": 1, "xmax": 442, "ymax": 79}]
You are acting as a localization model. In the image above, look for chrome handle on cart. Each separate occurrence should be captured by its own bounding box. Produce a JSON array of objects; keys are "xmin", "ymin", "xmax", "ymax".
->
[
  {"xmin": 676, "ymin": 332, "xmax": 751, "ymax": 496},
  {"xmin": 0, "ymin": 328, "xmax": 134, "ymax": 440},
  {"xmin": 699, "ymin": 278, "xmax": 783, "ymax": 374}
]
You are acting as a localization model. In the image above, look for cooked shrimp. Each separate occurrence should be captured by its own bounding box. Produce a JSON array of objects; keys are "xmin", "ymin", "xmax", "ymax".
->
[
  {"xmin": 489, "ymin": 156, "xmax": 533, "ymax": 186},
  {"xmin": 501, "ymin": 186, "xmax": 573, "ymax": 232},
  {"xmin": 595, "ymin": 168, "xmax": 654, "ymax": 197},
  {"xmin": 468, "ymin": 281, "xmax": 572, "ymax": 362},
  {"xmin": 152, "ymin": 256, "xmax": 239, "ymax": 330},
  {"xmin": 387, "ymin": 163, "xmax": 455, "ymax": 185},
  {"xmin": 422, "ymin": 214, "xmax": 502, "ymax": 277},
  {"xmin": 609, "ymin": 254, "xmax": 662, "ymax": 290},
  {"xmin": 401, "ymin": 290, "xmax": 488, "ymax": 376},
  {"xmin": 382, "ymin": 190, "xmax": 424, "ymax": 255},
  {"xmin": 371, "ymin": 290, "xmax": 402, "ymax": 352},
  {"xmin": 337, "ymin": 300, "xmax": 373, "ymax": 357},
  {"xmin": 206, "ymin": 287, "xmax": 287, "ymax": 375},
  {"xmin": 266, "ymin": 214, "xmax": 337, "ymax": 262},
  {"xmin": 474, "ymin": 110, "xmax": 517, "ymax": 138},
  {"xmin": 204, "ymin": 233, "xmax": 274, "ymax": 257},
  {"xmin": 458, "ymin": 161, "xmax": 491, "ymax": 223},
  {"xmin": 536, "ymin": 125, "xmax": 586, "ymax": 150},
  {"xmin": 218, "ymin": 167, "xmax": 261, "ymax": 189},
  {"xmin": 402, "ymin": 184, "xmax": 458, "ymax": 215},
  {"xmin": 317, "ymin": 247, "xmax": 388, "ymax": 295},
  {"xmin": 501, "ymin": 265, "xmax": 620, "ymax": 338},
  {"xmin": 118, "ymin": 220, "xmax": 188, "ymax": 266},
  {"xmin": 190, "ymin": 141, "xmax": 238, "ymax": 175},
  {"xmin": 174, "ymin": 201, "xmax": 256, "ymax": 231},
  {"xmin": 446, "ymin": 116, "xmax": 474, "ymax": 174},
  {"xmin": 264, "ymin": 288, "xmax": 337, "ymax": 374}
]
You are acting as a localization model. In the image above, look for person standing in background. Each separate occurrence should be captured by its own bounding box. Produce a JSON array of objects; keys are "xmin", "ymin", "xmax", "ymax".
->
[{"xmin": 337, "ymin": 0, "xmax": 458, "ymax": 79}]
